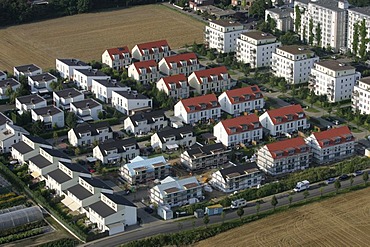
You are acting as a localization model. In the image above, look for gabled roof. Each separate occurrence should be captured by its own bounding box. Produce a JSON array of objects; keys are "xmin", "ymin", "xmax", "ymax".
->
[
  {"xmin": 67, "ymin": 184, "xmax": 92, "ymax": 200},
  {"xmin": 16, "ymin": 94, "xmax": 45, "ymax": 105},
  {"xmin": 97, "ymin": 138, "xmax": 138, "ymax": 156},
  {"xmin": 311, "ymin": 126, "xmax": 354, "ymax": 148},
  {"xmin": 47, "ymin": 169, "xmax": 71, "ymax": 184},
  {"xmin": 219, "ymin": 162, "xmax": 259, "ymax": 181},
  {"xmin": 124, "ymin": 156, "xmax": 169, "ymax": 177},
  {"xmin": 224, "ymin": 85, "xmax": 263, "ymax": 104},
  {"xmin": 54, "ymin": 88, "xmax": 83, "ymax": 98},
  {"xmin": 71, "ymin": 98, "xmax": 101, "ymax": 110},
  {"xmin": 154, "ymin": 176, "xmax": 200, "ymax": 196},
  {"xmin": 266, "ymin": 137, "xmax": 309, "ymax": 159},
  {"xmin": 0, "ymin": 78, "xmax": 20, "ymax": 88},
  {"xmin": 102, "ymin": 193, "xmax": 136, "ymax": 207},
  {"xmin": 29, "ymin": 155, "xmax": 52, "ymax": 169},
  {"xmin": 186, "ymin": 142, "xmax": 228, "ymax": 158},
  {"xmin": 14, "ymin": 64, "xmax": 41, "ymax": 73},
  {"xmin": 32, "ymin": 106, "xmax": 63, "ymax": 116},
  {"xmin": 180, "ymin": 94, "xmax": 220, "ymax": 113},
  {"xmin": 29, "ymin": 73, "xmax": 56, "ymax": 82},
  {"xmin": 41, "ymin": 147, "xmax": 70, "ymax": 160},
  {"xmin": 193, "ymin": 66, "xmax": 229, "ymax": 84},
  {"xmin": 128, "ymin": 110, "xmax": 166, "ymax": 127},
  {"xmin": 105, "ymin": 46, "xmax": 130, "ymax": 60},
  {"xmin": 220, "ymin": 114, "xmax": 261, "ymax": 135},
  {"xmin": 265, "ymin": 105, "xmax": 306, "ymax": 125},
  {"xmin": 57, "ymin": 58, "xmax": 89, "ymax": 67},
  {"xmin": 72, "ymin": 122, "xmax": 111, "ymax": 139},
  {"xmin": 135, "ymin": 40, "xmax": 170, "ymax": 55},
  {"xmin": 156, "ymin": 126, "xmax": 194, "ymax": 143},
  {"xmin": 132, "ymin": 60, "xmax": 158, "ymax": 74},
  {"xmin": 162, "ymin": 53, "xmax": 198, "ymax": 69},
  {"xmin": 74, "ymin": 68, "xmax": 108, "ymax": 77},
  {"xmin": 89, "ymin": 201, "xmax": 116, "ymax": 218},
  {"xmin": 160, "ymin": 74, "xmax": 188, "ymax": 90}
]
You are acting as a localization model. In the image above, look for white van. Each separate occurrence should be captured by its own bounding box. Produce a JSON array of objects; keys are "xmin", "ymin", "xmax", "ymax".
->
[
  {"xmin": 293, "ymin": 180, "xmax": 310, "ymax": 192},
  {"xmin": 231, "ymin": 199, "xmax": 247, "ymax": 209}
]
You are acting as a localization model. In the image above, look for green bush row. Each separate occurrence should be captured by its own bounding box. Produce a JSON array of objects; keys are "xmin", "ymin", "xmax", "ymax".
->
[
  {"xmin": 0, "ymin": 192, "xmax": 17, "ymax": 201},
  {"xmin": 0, "ymin": 228, "xmax": 44, "ymax": 244},
  {"xmin": 38, "ymin": 238, "xmax": 79, "ymax": 247},
  {"xmin": 0, "ymin": 195, "xmax": 27, "ymax": 209},
  {"xmin": 0, "ymin": 220, "xmax": 47, "ymax": 238},
  {"xmin": 38, "ymin": 129, "xmax": 69, "ymax": 139}
]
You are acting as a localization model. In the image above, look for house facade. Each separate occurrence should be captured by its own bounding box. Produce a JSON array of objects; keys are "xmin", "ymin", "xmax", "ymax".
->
[
  {"xmin": 31, "ymin": 106, "xmax": 65, "ymax": 129},
  {"xmin": 151, "ymin": 126, "xmax": 196, "ymax": 151},
  {"xmin": 352, "ymin": 77, "xmax": 370, "ymax": 114},
  {"xmin": 347, "ymin": 7, "xmax": 370, "ymax": 56},
  {"xmin": 158, "ymin": 53, "xmax": 200, "ymax": 76},
  {"xmin": 0, "ymin": 123, "xmax": 29, "ymax": 154},
  {"xmin": 92, "ymin": 79, "xmax": 130, "ymax": 103},
  {"xmin": 265, "ymin": 7, "xmax": 294, "ymax": 32},
  {"xmin": 102, "ymin": 46, "xmax": 132, "ymax": 70},
  {"xmin": 111, "ymin": 90, "xmax": 152, "ymax": 115},
  {"xmin": 56, "ymin": 58, "xmax": 91, "ymax": 79},
  {"xmin": 73, "ymin": 68, "xmax": 110, "ymax": 91},
  {"xmin": 68, "ymin": 122, "xmax": 113, "ymax": 147},
  {"xmin": 93, "ymin": 138, "xmax": 140, "ymax": 164},
  {"xmin": 28, "ymin": 73, "xmax": 57, "ymax": 94},
  {"xmin": 131, "ymin": 40, "xmax": 171, "ymax": 62},
  {"xmin": 0, "ymin": 79, "xmax": 20, "ymax": 99},
  {"xmin": 14, "ymin": 64, "xmax": 42, "ymax": 79},
  {"xmin": 70, "ymin": 99, "xmax": 102, "ymax": 121},
  {"xmin": 11, "ymin": 135, "xmax": 52, "ymax": 165},
  {"xmin": 53, "ymin": 88, "xmax": 84, "ymax": 110},
  {"xmin": 128, "ymin": 60, "xmax": 160, "ymax": 85},
  {"xmin": 156, "ymin": 74, "xmax": 190, "ymax": 99},
  {"xmin": 123, "ymin": 110, "xmax": 168, "ymax": 136},
  {"xmin": 16, "ymin": 94, "xmax": 47, "ymax": 115}
]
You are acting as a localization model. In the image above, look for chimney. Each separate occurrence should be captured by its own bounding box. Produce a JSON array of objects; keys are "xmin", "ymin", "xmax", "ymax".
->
[
  {"xmin": 86, "ymin": 102, "xmax": 90, "ymax": 108},
  {"xmin": 31, "ymin": 98, "xmax": 35, "ymax": 104},
  {"xmin": 47, "ymin": 109, "xmax": 51, "ymax": 115},
  {"xmin": 28, "ymin": 67, "xmax": 31, "ymax": 71},
  {"xmin": 68, "ymin": 92, "xmax": 72, "ymax": 97}
]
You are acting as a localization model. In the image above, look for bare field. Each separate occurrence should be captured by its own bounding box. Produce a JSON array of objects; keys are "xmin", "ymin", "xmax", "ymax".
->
[
  {"xmin": 195, "ymin": 187, "xmax": 370, "ymax": 247},
  {"xmin": 0, "ymin": 5, "xmax": 204, "ymax": 71}
]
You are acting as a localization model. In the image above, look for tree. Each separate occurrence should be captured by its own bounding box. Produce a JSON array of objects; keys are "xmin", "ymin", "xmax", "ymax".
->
[
  {"xmin": 303, "ymin": 190, "xmax": 310, "ymax": 201},
  {"xmin": 31, "ymin": 120, "xmax": 44, "ymax": 135},
  {"xmin": 53, "ymin": 131, "xmax": 58, "ymax": 145},
  {"xmin": 271, "ymin": 195, "xmax": 278, "ymax": 211},
  {"xmin": 294, "ymin": 5, "xmax": 301, "ymax": 33},
  {"xmin": 315, "ymin": 23, "xmax": 322, "ymax": 47},
  {"xmin": 237, "ymin": 207, "xmax": 244, "ymax": 220},
  {"xmin": 192, "ymin": 219, "xmax": 196, "ymax": 229},
  {"xmin": 249, "ymin": 0, "xmax": 272, "ymax": 18},
  {"xmin": 309, "ymin": 18, "xmax": 314, "ymax": 46},
  {"xmin": 95, "ymin": 160, "xmax": 102, "ymax": 174},
  {"xmin": 203, "ymin": 215, "xmax": 210, "ymax": 228},
  {"xmin": 334, "ymin": 180, "xmax": 341, "ymax": 194},
  {"xmin": 221, "ymin": 211, "xmax": 226, "ymax": 224},
  {"xmin": 359, "ymin": 19, "xmax": 369, "ymax": 60},
  {"xmin": 327, "ymin": 106, "xmax": 333, "ymax": 115},
  {"xmin": 363, "ymin": 171, "xmax": 369, "ymax": 185},
  {"xmin": 74, "ymin": 147, "xmax": 81, "ymax": 156},
  {"xmin": 352, "ymin": 22, "xmax": 360, "ymax": 56},
  {"xmin": 66, "ymin": 112, "xmax": 77, "ymax": 128},
  {"xmin": 77, "ymin": 0, "xmax": 91, "ymax": 13},
  {"xmin": 302, "ymin": 26, "xmax": 307, "ymax": 44},
  {"xmin": 320, "ymin": 187, "xmax": 324, "ymax": 197},
  {"xmin": 350, "ymin": 176, "xmax": 354, "ymax": 188},
  {"xmin": 256, "ymin": 202, "xmax": 261, "ymax": 215},
  {"xmin": 288, "ymin": 195, "xmax": 293, "ymax": 206},
  {"xmin": 98, "ymin": 111, "xmax": 105, "ymax": 120}
]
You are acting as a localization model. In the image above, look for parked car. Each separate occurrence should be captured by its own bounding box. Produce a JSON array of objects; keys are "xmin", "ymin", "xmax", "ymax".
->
[
  {"xmin": 339, "ymin": 174, "xmax": 349, "ymax": 181},
  {"xmin": 144, "ymin": 207, "xmax": 154, "ymax": 214},
  {"xmin": 325, "ymin": 178, "xmax": 336, "ymax": 184},
  {"xmin": 352, "ymin": 170, "xmax": 364, "ymax": 177}
]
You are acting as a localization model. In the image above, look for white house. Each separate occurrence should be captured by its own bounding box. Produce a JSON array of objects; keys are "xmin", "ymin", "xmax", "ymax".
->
[
  {"xmin": 259, "ymin": 104, "xmax": 309, "ymax": 136},
  {"xmin": 352, "ymin": 77, "xmax": 370, "ymax": 114},
  {"xmin": 218, "ymin": 85, "xmax": 264, "ymax": 116},
  {"xmin": 210, "ymin": 162, "xmax": 262, "ymax": 193},
  {"xmin": 102, "ymin": 46, "xmax": 131, "ymax": 70},
  {"xmin": 70, "ymin": 98, "xmax": 102, "ymax": 121},
  {"xmin": 131, "ymin": 40, "xmax": 171, "ymax": 62},
  {"xmin": 28, "ymin": 73, "xmax": 57, "ymax": 94},
  {"xmin": 265, "ymin": 7, "xmax": 294, "ymax": 32},
  {"xmin": 151, "ymin": 126, "xmax": 196, "ymax": 151},
  {"xmin": 53, "ymin": 88, "xmax": 85, "ymax": 110},
  {"xmin": 16, "ymin": 94, "xmax": 47, "ymax": 115},
  {"xmin": 150, "ymin": 176, "xmax": 202, "ymax": 207},
  {"xmin": 0, "ymin": 123, "xmax": 29, "ymax": 154},
  {"xmin": 128, "ymin": 60, "xmax": 160, "ymax": 85},
  {"xmin": 111, "ymin": 90, "xmax": 152, "ymax": 115},
  {"xmin": 188, "ymin": 66, "xmax": 233, "ymax": 95},
  {"xmin": 31, "ymin": 106, "xmax": 65, "ymax": 129},
  {"xmin": 56, "ymin": 58, "xmax": 91, "ymax": 80},
  {"xmin": 305, "ymin": 126, "xmax": 355, "ymax": 164},
  {"xmin": 213, "ymin": 114, "xmax": 263, "ymax": 147},
  {"xmin": 156, "ymin": 74, "xmax": 190, "ymax": 99},
  {"xmin": 0, "ymin": 78, "xmax": 20, "ymax": 99},
  {"xmin": 181, "ymin": 142, "xmax": 230, "ymax": 170},
  {"xmin": 14, "ymin": 64, "xmax": 42, "ymax": 79},
  {"xmin": 174, "ymin": 94, "xmax": 221, "ymax": 124},
  {"xmin": 309, "ymin": 60, "xmax": 361, "ymax": 103},
  {"xmin": 204, "ymin": 20, "xmax": 244, "ymax": 53},
  {"xmin": 92, "ymin": 79, "xmax": 130, "ymax": 103},
  {"xmin": 257, "ymin": 137, "xmax": 311, "ymax": 175},
  {"xmin": 271, "ymin": 45, "xmax": 319, "ymax": 84},
  {"xmin": 347, "ymin": 7, "xmax": 370, "ymax": 57},
  {"xmin": 68, "ymin": 122, "xmax": 113, "ymax": 147},
  {"xmin": 0, "ymin": 71, "xmax": 6, "ymax": 81},
  {"xmin": 73, "ymin": 68, "xmax": 110, "ymax": 91},
  {"xmin": 123, "ymin": 110, "xmax": 168, "ymax": 136},
  {"xmin": 235, "ymin": 31, "xmax": 281, "ymax": 68},
  {"xmin": 88, "ymin": 193, "xmax": 137, "ymax": 235},
  {"xmin": 120, "ymin": 156, "xmax": 171, "ymax": 185},
  {"xmin": 93, "ymin": 138, "xmax": 140, "ymax": 164},
  {"xmin": 158, "ymin": 52, "xmax": 201, "ymax": 76}
]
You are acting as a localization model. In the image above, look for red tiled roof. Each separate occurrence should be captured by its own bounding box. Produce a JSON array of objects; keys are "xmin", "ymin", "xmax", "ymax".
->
[
  {"xmin": 180, "ymin": 94, "xmax": 220, "ymax": 113},
  {"xmin": 106, "ymin": 46, "xmax": 130, "ymax": 60},
  {"xmin": 163, "ymin": 53, "xmax": 198, "ymax": 69},
  {"xmin": 133, "ymin": 60, "xmax": 158, "ymax": 75},
  {"xmin": 221, "ymin": 114, "xmax": 261, "ymax": 135},
  {"xmin": 161, "ymin": 74, "xmax": 188, "ymax": 90},
  {"xmin": 312, "ymin": 126, "xmax": 354, "ymax": 148},
  {"xmin": 266, "ymin": 105, "xmax": 306, "ymax": 125},
  {"xmin": 266, "ymin": 137, "xmax": 309, "ymax": 159},
  {"xmin": 193, "ymin": 66, "xmax": 229, "ymax": 84},
  {"xmin": 136, "ymin": 40, "xmax": 170, "ymax": 55},
  {"xmin": 225, "ymin": 85, "xmax": 263, "ymax": 104}
]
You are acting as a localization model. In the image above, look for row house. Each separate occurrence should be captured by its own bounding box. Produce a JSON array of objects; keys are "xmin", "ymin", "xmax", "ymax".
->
[
  {"xmin": 102, "ymin": 46, "xmax": 131, "ymax": 70},
  {"xmin": 352, "ymin": 77, "xmax": 370, "ymax": 114},
  {"xmin": 151, "ymin": 126, "xmax": 196, "ymax": 151},
  {"xmin": 174, "ymin": 94, "xmax": 221, "ymax": 124},
  {"xmin": 16, "ymin": 94, "xmax": 47, "ymax": 115},
  {"xmin": 218, "ymin": 85, "xmax": 264, "ymax": 116},
  {"xmin": 150, "ymin": 176, "xmax": 202, "ymax": 207},
  {"xmin": 0, "ymin": 123, "xmax": 29, "ymax": 153},
  {"xmin": 93, "ymin": 138, "xmax": 140, "ymax": 164},
  {"xmin": 256, "ymin": 137, "xmax": 311, "ymax": 176},
  {"xmin": 123, "ymin": 110, "xmax": 168, "ymax": 136},
  {"xmin": 0, "ymin": 70, "xmax": 6, "ymax": 81},
  {"xmin": 259, "ymin": 104, "xmax": 309, "ymax": 136},
  {"xmin": 189, "ymin": 0, "xmax": 214, "ymax": 11},
  {"xmin": 347, "ymin": 7, "xmax": 370, "ymax": 57},
  {"xmin": 156, "ymin": 74, "xmax": 190, "ymax": 99},
  {"xmin": 56, "ymin": 58, "xmax": 91, "ymax": 80},
  {"xmin": 265, "ymin": 7, "xmax": 294, "ymax": 32},
  {"xmin": 14, "ymin": 64, "xmax": 42, "ymax": 80},
  {"xmin": 120, "ymin": 156, "xmax": 171, "ymax": 185},
  {"xmin": 131, "ymin": 40, "xmax": 171, "ymax": 62},
  {"xmin": 210, "ymin": 162, "xmax": 262, "ymax": 193},
  {"xmin": 188, "ymin": 66, "xmax": 232, "ymax": 95},
  {"xmin": 180, "ymin": 142, "xmax": 230, "ymax": 170},
  {"xmin": 92, "ymin": 79, "xmax": 130, "ymax": 103},
  {"xmin": 70, "ymin": 98, "xmax": 102, "ymax": 122},
  {"xmin": 31, "ymin": 106, "xmax": 65, "ymax": 129},
  {"xmin": 158, "ymin": 52, "xmax": 200, "ymax": 76},
  {"xmin": 309, "ymin": 60, "xmax": 361, "ymax": 103},
  {"xmin": 305, "ymin": 126, "xmax": 355, "ymax": 164},
  {"xmin": 271, "ymin": 45, "xmax": 319, "ymax": 85},
  {"xmin": 0, "ymin": 78, "xmax": 20, "ymax": 99},
  {"xmin": 128, "ymin": 60, "xmax": 160, "ymax": 85},
  {"xmin": 213, "ymin": 114, "xmax": 263, "ymax": 147},
  {"xmin": 68, "ymin": 122, "xmax": 113, "ymax": 147},
  {"xmin": 111, "ymin": 90, "xmax": 152, "ymax": 115},
  {"xmin": 28, "ymin": 73, "xmax": 57, "ymax": 94},
  {"xmin": 53, "ymin": 88, "xmax": 84, "ymax": 110},
  {"xmin": 73, "ymin": 68, "xmax": 110, "ymax": 91}
]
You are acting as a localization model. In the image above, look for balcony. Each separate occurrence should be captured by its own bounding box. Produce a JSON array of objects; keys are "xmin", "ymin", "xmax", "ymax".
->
[{"xmin": 250, "ymin": 48, "xmax": 256, "ymax": 54}]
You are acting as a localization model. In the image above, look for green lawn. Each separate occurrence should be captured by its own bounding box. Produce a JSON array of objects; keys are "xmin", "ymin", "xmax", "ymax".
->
[{"xmin": 305, "ymin": 107, "xmax": 320, "ymax": 113}]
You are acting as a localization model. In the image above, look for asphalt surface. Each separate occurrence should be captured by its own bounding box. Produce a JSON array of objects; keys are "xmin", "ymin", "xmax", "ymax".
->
[{"xmin": 82, "ymin": 174, "xmax": 367, "ymax": 247}]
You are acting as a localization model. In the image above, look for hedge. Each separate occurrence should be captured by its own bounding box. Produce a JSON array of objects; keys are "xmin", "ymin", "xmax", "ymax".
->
[
  {"xmin": 93, "ymin": 117, "xmax": 120, "ymax": 126},
  {"xmin": 38, "ymin": 128, "xmax": 70, "ymax": 139},
  {"xmin": 38, "ymin": 238, "xmax": 79, "ymax": 247},
  {"xmin": 0, "ymin": 195, "xmax": 27, "ymax": 209},
  {"xmin": 0, "ymin": 221, "xmax": 47, "ymax": 238},
  {"xmin": 0, "ymin": 228, "xmax": 44, "ymax": 244}
]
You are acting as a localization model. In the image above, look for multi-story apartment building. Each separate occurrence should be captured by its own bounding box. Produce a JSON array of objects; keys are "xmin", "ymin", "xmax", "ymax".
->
[
  {"xmin": 123, "ymin": 110, "xmax": 168, "ymax": 136},
  {"xmin": 70, "ymin": 99, "xmax": 102, "ymax": 121},
  {"xmin": 73, "ymin": 68, "xmax": 110, "ymax": 91},
  {"xmin": 150, "ymin": 176, "xmax": 202, "ymax": 207},
  {"xmin": 91, "ymin": 79, "xmax": 130, "ymax": 103},
  {"xmin": 102, "ymin": 46, "xmax": 131, "ymax": 70},
  {"xmin": 0, "ymin": 79, "xmax": 20, "ymax": 99},
  {"xmin": 218, "ymin": 85, "xmax": 264, "ymax": 116},
  {"xmin": 128, "ymin": 60, "xmax": 160, "ymax": 84},
  {"xmin": 31, "ymin": 106, "xmax": 65, "ymax": 129},
  {"xmin": 257, "ymin": 137, "xmax": 311, "ymax": 175},
  {"xmin": 210, "ymin": 162, "xmax": 262, "ymax": 193},
  {"xmin": 352, "ymin": 77, "xmax": 370, "ymax": 114},
  {"xmin": 181, "ymin": 143, "xmax": 230, "ymax": 170},
  {"xmin": 188, "ymin": 66, "xmax": 232, "ymax": 95},
  {"xmin": 294, "ymin": 0, "xmax": 349, "ymax": 51},
  {"xmin": 111, "ymin": 90, "xmax": 152, "ymax": 115},
  {"xmin": 56, "ymin": 58, "xmax": 91, "ymax": 80},
  {"xmin": 309, "ymin": 60, "xmax": 361, "ymax": 103},
  {"xmin": 305, "ymin": 126, "xmax": 355, "ymax": 164},
  {"xmin": 174, "ymin": 94, "xmax": 221, "ymax": 124},
  {"xmin": 271, "ymin": 45, "xmax": 319, "ymax": 84},
  {"xmin": 151, "ymin": 126, "xmax": 196, "ymax": 151},
  {"xmin": 204, "ymin": 20, "xmax": 244, "ymax": 53},
  {"xmin": 53, "ymin": 88, "xmax": 84, "ymax": 110},
  {"xmin": 265, "ymin": 7, "xmax": 294, "ymax": 32},
  {"xmin": 120, "ymin": 156, "xmax": 171, "ymax": 185},
  {"xmin": 68, "ymin": 122, "xmax": 113, "ymax": 147},
  {"xmin": 14, "ymin": 64, "xmax": 42, "ymax": 80},
  {"xmin": 131, "ymin": 40, "xmax": 171, "ymax": 62},
  {"xmin": 213, "ymin": 114, "xmax": 263, "ymax": 147},
  {"xmin": 347, "ymin": 7, "xmax": 370, "ymax": 56},
  {"xmin": 28, "ymin": 73, "xmax": 57, "ymax": 94},
  {"xmin": 156, "ymin": 74, "xmax": 190, "ymax": 99},
  {"xmin": 259, "ymin": 105, "xmax": 309, "ymax": 136},
  {"xmin": 93, "ymin": 138, "xmax": 140, "ymax": 164},
  {"xmin": 235, "ymin": 31, "xmax": 281, "ymax": 68},
  {"xmin": 158, "ymin": 53, "xmax": 201, "ymax": 76}
]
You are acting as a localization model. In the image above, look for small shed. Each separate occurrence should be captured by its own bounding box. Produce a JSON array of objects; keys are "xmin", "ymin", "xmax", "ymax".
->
[
  {"xmin": 157, "ymin": 205, "xmax": 173, "ymax": 221},
  {"xmin": 194, "ymin": 209, "xmax": 204, "ymax": 218},
  {"xmin": 205, "ymin": 204, "xmax": 223, "ymax": 216}
]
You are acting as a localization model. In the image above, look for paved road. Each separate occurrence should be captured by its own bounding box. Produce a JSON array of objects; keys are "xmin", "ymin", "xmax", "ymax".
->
[{"xmin": 81, "ymin": 174, "xmax": 367, "ymax": 247}]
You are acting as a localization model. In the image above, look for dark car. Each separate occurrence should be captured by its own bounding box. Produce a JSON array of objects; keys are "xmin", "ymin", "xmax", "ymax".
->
[
  {"xmin": 339, "ymin": 174, "xmax": 349, "ymax": 181},
  {"xmin": 352, "ymin": 170, "xmax": 364, "ymax": 177},
  {"xmin": 325, "ymin": 178, "xmax": 336, "ymax": 184},
  {"xmin": 144, "ymin": 207, "xmax": 154, "ymax": 214}
]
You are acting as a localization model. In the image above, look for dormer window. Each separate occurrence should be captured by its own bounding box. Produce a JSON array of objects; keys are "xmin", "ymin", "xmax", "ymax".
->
[
  {"xmin": 211, "ymin": 75, "xmax": 218, "ymax": 81},
  {"xmin": 233, "ymin": 96, "xmax": 239, "ymax": 102},
  {"xmin": 180, "ymin": 61, "xmax": 187, "ymax": 67},
  {"xmin": 241, "ymin": 124, "xmax": 248, "ymax": 130},
  {"xmin": 200, "ymin": 103, "xmax": 207, "ymax": 109},
  {"xmin": 288, "ymin": 149, "xmax": 295, "ymax": 155},
  {"xmin": 323, "ymin": 141, "xmax": 330, "ymax": 146},
  {"xmin": 275, "ymin": 117, "xmax": 282, "ymax": 123},
  {"xmin": 335, "ymin": 137, "xmax": 341, "ymax": 144},
  {"xmin": 244, "ymin": 94, "xmax": 250, "ymax": 100},
  {"xmin": 221, "ymin": 73, "xmax": 228, "ymax": 80},
  {"xmin": 286, "ymin": 114, "xmax": 293, "ymax": 121},
  {"xmin": 255, "ymin": 93, "xmax": 261, "ymax": 98},
  {"xmin": 143, "ymin": 49, "xmax": 149, "ymax": 55},
  {"xmin": 346, "ymin": 135, "xmax": 352, "ymax": 141},
  {"xmin": 152, "ymin": 47, "xmax": 159, "ymax": 53},
  {"xmin": 300, "ymin": 146, "xmax": 306, "ymax": 152},
  {"xmin": 298, "ymin": 112, "xmax": 304, "ymax": 118},
  {"xmin": 211, "ymin": 101, "xmax": 217, "ymax": 107},
  {"xmin": 254, "ymin": 122, "xmax": 259, "ymax": 128},
  {"xmin": 189, "ymin": 105, "xmax": 195, "ymax": 111},
  {"xmin": 140, "ymin": 68, "xmax": 147, "ymax": 74},
  {"xmin": 276, "ymin": 151, "xmax": 283, "ymax": 157},
  {"xmin": 229, "ymin": 127, "xmax": 237, "ymax": 133}
]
